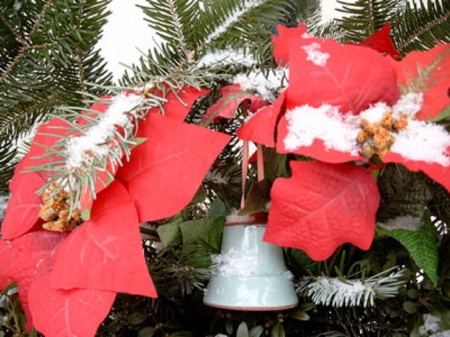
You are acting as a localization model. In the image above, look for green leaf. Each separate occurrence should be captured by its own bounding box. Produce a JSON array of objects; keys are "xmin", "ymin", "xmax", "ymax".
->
[
  {"xmin": 271, "ymin": 322, "xmax": 285, "ymax": 337},
  {"xmin": 249, "ymin": 325, "xmax": 264, "ymax": 337},
  {"xmin": 402, "ymin": 301, "xmax": 417, "ymax": 314},
  {"xmin": 238, "ymin": 179, "xmax": 271, "ymax": 215},
  {"xmin": 236, "ymin": 321, "xmax": 249, "ymax": 337},
  {"xmin": 138, "ymin": 327, "xmax": 156, "ymax": 337},
  {"xmin": 288, "ymin": 309, "xmax": 310, "ymax": 321},
  {"xmin": 209, "ymin": 198, "xmax": 228, "ymax": 219},
  {"xmin": 127, "ymin": 312, "xmax": 148, "ymax": 326},
  {"xmin": 157, "ymin": 221, "xmax": 182, "ymax": 247},
  {"xmin": 387, "ymin": 210, "xmax": 439, "ymax": 286}
]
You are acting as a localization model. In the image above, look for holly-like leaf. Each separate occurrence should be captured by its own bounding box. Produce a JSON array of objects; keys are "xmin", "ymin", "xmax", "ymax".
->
[
  {"xmin": 237, "ymin": 91, "xmax": 286, "ymax": 147},
  {"xmin": 1, "ymin": 172, "xmax": 46, "ymax": 240},
  {"xmin": 394, "ymin": 43, "xmax": 450, "ymax": 120},
  {"xmin": 287, "ymin": 37, "xmax": 400, "ymax": 114},
  {"xmin": 264, "ymin": 161, "xmax": 380, "ymax": 261},
  {"xmin": 203, "ymin": 85, "xmax": 267, "ymax": 123},
  {"xmin": 29, "ymin": 270, "xmax": 116, "ymax": 337},
  {"xmin": 385, "ymin": 210, "xmax": 439, "ymax": 286},
  {"xmin": 355, "ymin": 23, "xmax": 401, "ymax": 59},
  {"xmin": 116, "ymin": 113, "xmax": 230, "ymax": 222},
  {"xmin": 50, "ymin": 180, "xmax": 157, "ymax": 298},
  {"xmin": 376, "ymin": 164, "xmax": 432, "ymax": 221}
]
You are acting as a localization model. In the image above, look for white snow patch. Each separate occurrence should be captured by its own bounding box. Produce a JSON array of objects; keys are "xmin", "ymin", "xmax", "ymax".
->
[
  {"xmin": 211, "ymin": 247, "xmax": 257, "ymax": 277},
  {"xmin": 302, "ymin": 42, "xmax": 329, "ymax": 66},
  {"xmin": 65, "ymin": 93, "xmax": 144, "ymax": 169},
  {"xmin": 391, "ymin": 120, "xmax": 450, "ymax": 165},
  {"xmin": 196, "ymin": 48, "xmax": 256, "ymax": 69},
  {"xmin": 378, "ymin": 216, "xmax": 422, "ymax": 231},
  {"xmin": 233, "ymin": 67, "xmax": 288, "ymax": 102},
  {"xmin": 283, "ymin": 104, "xmax": 360, "ymax": 155}
]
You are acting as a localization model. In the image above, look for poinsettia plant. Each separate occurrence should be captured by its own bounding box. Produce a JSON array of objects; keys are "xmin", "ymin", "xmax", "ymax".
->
[{"xmin": 1, "ymin": 20, "xmax": 449, "ymax": 336}]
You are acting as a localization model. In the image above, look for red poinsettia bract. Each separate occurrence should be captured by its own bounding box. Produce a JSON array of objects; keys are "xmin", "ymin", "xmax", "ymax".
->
[
  {"xmin": 240, "ymin": 24, "xmax": 450, "ymax": 260},
  {"xmin": 0, "ymin": 86, "xmax": 230, "ymax": 336},
  {"xmin": 264, "ymin": 161, "xmax": 379, "ymax": 261}
]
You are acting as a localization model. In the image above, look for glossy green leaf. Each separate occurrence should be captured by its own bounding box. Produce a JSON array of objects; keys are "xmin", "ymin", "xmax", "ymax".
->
[
  {"xmin": 387, "ymin": 210, "xmax": 438, "ymax": 285},
  {"xmin": 236, "ymin": 321, "xmax": 249, "ymax": 337},
  {"xmin": 138, "ymin": 327, "xmax": 156, "ymax": 337},
  {"xmin": 271, "ymin": 322, "xmax": 285, "ymax": 337},
  {"xmin": 127, "ymin": 312, "xmax": 148, "ymax": 326},
  {"xmin": 249, "ymin": 325, "xmax": 264, "ymax": 337},
  {"xmin": 157, "ymin": 221, "xmax": 182, "ymax": 247}
]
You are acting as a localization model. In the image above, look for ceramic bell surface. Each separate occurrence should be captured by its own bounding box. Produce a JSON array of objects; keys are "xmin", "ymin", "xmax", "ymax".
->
[{"xmin": 203, "ymin": 213, "xmax": 298, "ymax": 311}]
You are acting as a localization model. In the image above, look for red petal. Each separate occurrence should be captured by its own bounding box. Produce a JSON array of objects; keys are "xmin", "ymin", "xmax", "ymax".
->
[
  {"xmin": 10, "ymin": 117, "xmax": 71, "ymax": 191},
  {"xmin": 29, "ymin": 270, "xmax": 116, "ymax": 337},
  {"xmin": 159, "ymin": 86, "xmax": 210, "ymax": 121},
  {"xmin": 394, "ymin": 44, "xmax": 450, "ymax": 120},
  {"xmin": 384, "ymin": 152, "xmax": 450, "ymax": 193},
  {"xmin": 117, "ymin": 114, "xmax": 230, "ymax": 222},
  {"xmin": 356, "ymin": 23, "xmax": 401, "ymax": 59},
  {"xmin": 264, "ymin": 161, "xmax": 379, "ymax": 261},
  {"xmin": 1, "ymin": 172, "xmax": 45, "ymax": 239},
  {"xmin": 203, "ymin": 85, "xmax": 267, "ymax": 123},
  {"xmin": 273, "ymin": 24, "xmax": 309, "ymax": 66},
  {"xmin": 237, "ymin": 91, "xmax": 286, "ymax": 147},
  {"xmin": 50, "ymin": 180, "xmax": 157, "ymax": 298},
  {"xmin": 4, "ymin": 231, "xmax": 67, "ymax": 330},
  {"xmin": 287, "ymin": 38, "xmax": 400, "ymax": 114},
  {"xmin": 0, "ymin": 240, "xmax": 17, "ymax": 290}
]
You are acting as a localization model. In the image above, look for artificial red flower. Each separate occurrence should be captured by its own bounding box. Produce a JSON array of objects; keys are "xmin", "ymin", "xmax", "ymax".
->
[{"xmin": 0, "ymin": 85, "xmax": 230, "ymax": 336}]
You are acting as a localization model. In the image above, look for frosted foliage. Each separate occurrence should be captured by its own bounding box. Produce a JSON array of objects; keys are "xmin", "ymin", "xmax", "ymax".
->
[
  {"xmin": 305, "ymin": 277, "xmax": 374, "ymax": 307},
  {"xmin": 0, "ymin": 194, "xmax": 9, "ymax": 221},
  {"xmin": 233, "ymin": 67, "xmax": 288, "ymax": 101},
  {"xmin": 419, "ymin": 314, "xmax": 450, "ymax": 336},
  {"xmin": 211, "ymin": 247, "xmax": 257, "ymax": 277},
  {"xmin": 284, "ymin": 104, "xmax": 360, "ymax": 154},
  {"xmin": 302, "ymin": 42, "xmax": 329, "ymax": 66},
  {"xmin": 196, "ymin": 49, "xmax": 256, "ymax": 68},
  {"xmin": 66, "ymin": 93, "xmax": 144, "ymax": 169},
  {"xmin": 204, "ymin": 0, "xmax": 260, "ymax": 44}
]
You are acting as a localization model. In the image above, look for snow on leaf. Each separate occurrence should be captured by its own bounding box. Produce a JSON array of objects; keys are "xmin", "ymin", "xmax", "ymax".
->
[
  {"xmin": 1, "ymin": 172, "xmax": 46, "ymax": 239},
  {"xmin": 394, "ymin": 43, "xmax": 450, "ymax": 120},
  {"xmin": 287, "ymin": 35, "xmax": 400, "ymax": 114},
  {"xmin": 236, "ymin": 91, "xmax": 286, "ymax": 147},
  {"xmin": 264, "ymin": 161, "xmax": 379, "ymax": 261},
  {"xmin": 50, "ymin": 180, "xmax": 157, "ymax": 298},
  {"xmin": 203, "ymin": 85, "xmax": 267, "ymax": 123},
  {"xmin": 29, "ymin": 270, "xmax": 116, "ymax": 337},
  {"xmin": 116, "ymin": 113, "xmax": 230, "ymax": 222},
  {"xmin": 276, "ymin": 104, "xmax": 363, "ymax": 163},
  {"xmin": 354, "ymin": 23, "xmax": 401, "ymax": 59}
]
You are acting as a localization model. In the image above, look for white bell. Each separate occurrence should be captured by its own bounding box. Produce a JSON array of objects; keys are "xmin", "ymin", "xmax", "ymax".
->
[{"xmin": 204, "ymin": 214, "xmax": 298, "ymax": 311}]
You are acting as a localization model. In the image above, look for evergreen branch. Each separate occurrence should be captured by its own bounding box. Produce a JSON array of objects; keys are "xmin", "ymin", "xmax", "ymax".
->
[
  {"xmin": 296, "ymin": 267, "xmax": 409, "ymax": 307},
  {"xmin": 393, "ymin": 0, "xmax": 450, "ymax": 53}
]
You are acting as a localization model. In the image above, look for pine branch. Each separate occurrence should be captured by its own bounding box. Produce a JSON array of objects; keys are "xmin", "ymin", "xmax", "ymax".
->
[
  {"xmin": 393, "ymin": 0, "xmax": 450, "ymax": 53},
  {"xmin": 336, "ymin": 0, "xmax": 404, "ymax": 42},
  {"xmin": 296, "ymin": 267, "xmax": 409, "ymax": 307},
  {"xmin": 0, "ymin": 0, "xmax": 113, "ymax": 192}
]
